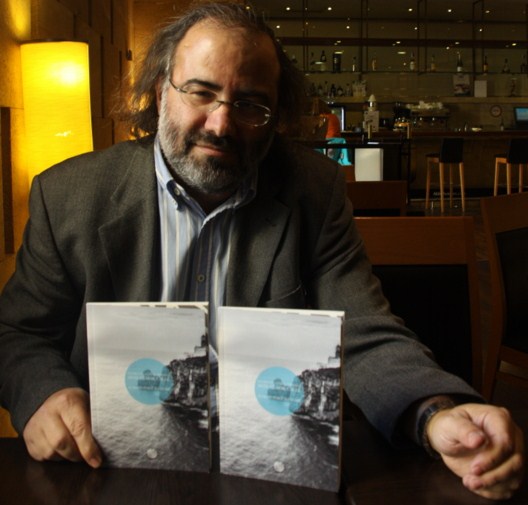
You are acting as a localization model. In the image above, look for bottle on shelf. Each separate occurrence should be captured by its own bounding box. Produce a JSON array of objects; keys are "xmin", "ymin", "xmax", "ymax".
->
[
  {"xmin": 309, "ymin": 52, "xmax": 315, "ymax": 72},
  {"xmin": 371, "ymin": 55, "xmax": 377, "ymax": 71},
  {"xmin": 502, "ymin": 58, "xmax": 510, "ymax": 73},
  {"xmin": 345, "ymin": 82, "xmax": 352, "ymax": 96},
  {"xmin": 351, "ymin": 56, "xmax": 357, "ymax": 72},
  {"xmin": 337, "ymin": 84, "xmax": 344, "ymax": 97},
  {"xmin": 329, "ymin": 83, "xmax": 336, "ymax": 97},
  {"xmin": 430, "ymin": 54, "xmax": 436, "ymax": 72},
  {"xmin": 482, "ymin": 54, "xmax": 488, "ymax": 74},
  {"xmin": 332, "ymin": 51, "xmax": 341, "ymax": 73},
  {"xmin": 409, "ymin": 52, "xmax": 416, "ymax": 71},
  {"xmin": 456, "ymin": 51, "xmax": 463, "ymax": 73},
  {"xmin": 320, "ymin": 50, "xmax": 327, "ymax": 72},
  {"xmin": 521, "ymin": 54, "xmax": 527, "ymax": 73}
]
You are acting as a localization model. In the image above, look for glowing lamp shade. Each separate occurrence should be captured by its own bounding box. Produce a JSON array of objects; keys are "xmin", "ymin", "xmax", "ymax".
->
[{"xmin": 21, "ymin": 41, "xmax": 93, "ymax": 184}]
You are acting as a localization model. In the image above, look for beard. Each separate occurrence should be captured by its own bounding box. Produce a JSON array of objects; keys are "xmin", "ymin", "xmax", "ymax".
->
[{"xmin": 157, "ymin": 92, "xmax": 274, "ymax": 195}]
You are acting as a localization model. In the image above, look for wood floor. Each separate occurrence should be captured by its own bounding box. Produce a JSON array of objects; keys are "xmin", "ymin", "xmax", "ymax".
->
[{"xmin": 409, "ymin": 196, "xmax": 528, "ymax": 415}]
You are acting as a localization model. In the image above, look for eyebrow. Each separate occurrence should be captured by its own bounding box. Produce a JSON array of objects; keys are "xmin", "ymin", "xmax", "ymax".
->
[{"xmin": 180, "ymin": 78, "xmax": 271, "ymax": 104}]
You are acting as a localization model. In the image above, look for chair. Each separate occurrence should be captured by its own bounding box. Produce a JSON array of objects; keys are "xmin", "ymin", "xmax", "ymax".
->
[
  {"xmin": 425, "ymin": 138, "xmax": 465, "ymax": 213},
  {"xmin": 480, "ymin": 193, "xmax": 528, "ymax": 400},
  {"xmin": 0, "ymin": 408, "xmax": 17, "ymax": 437},
  {"xmin": 346, "ymin": 180, "xmax": 407, "ymax": 216},
  {"xmin": 355, "ymin": 216, "xmax": 482, "ymax": 390},
  {"xmin": 493, "ymin": 138, "xmax": 528, "ymax": 196}
]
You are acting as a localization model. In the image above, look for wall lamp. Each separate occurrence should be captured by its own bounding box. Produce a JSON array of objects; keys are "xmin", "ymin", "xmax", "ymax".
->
[{"xmin": 21, "ymin": 41, "xmax": 92, "ymax": 185}]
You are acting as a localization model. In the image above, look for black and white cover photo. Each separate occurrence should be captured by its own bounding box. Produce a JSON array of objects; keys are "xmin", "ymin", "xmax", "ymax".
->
[
  {"xmin": 217, "ymin": 307, "xmax": 343, "ymax": 491},
  {"xmin": 87, "ymin": 302, "xmax": 210, "ymax": 472}
]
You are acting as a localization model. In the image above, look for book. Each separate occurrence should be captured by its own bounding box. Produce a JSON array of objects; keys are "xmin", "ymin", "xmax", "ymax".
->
[
  {"xmin": 217, "ymin": 306, "xmax": 344, "ymax": 492},
  {"xmin": 87, "ymin": 302, "xmax": 210, "ymax": 472}
]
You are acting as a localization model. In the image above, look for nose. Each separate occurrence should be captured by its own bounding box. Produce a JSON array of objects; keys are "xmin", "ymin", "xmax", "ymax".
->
[{"xmin": 204, "ymin": 101, "xmax": 236, "ymax": 137}]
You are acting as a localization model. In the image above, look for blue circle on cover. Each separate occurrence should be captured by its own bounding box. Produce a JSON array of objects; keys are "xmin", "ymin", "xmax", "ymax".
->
[
  {"xmin": 125, "ymin": 358, "xmax": 173, "ymax": 405},
  {"xmin": 254, "ymin": 366, "xmax": 304, "ymax": 416}
]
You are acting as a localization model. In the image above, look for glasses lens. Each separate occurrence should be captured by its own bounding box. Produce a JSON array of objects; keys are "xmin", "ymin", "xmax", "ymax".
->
[
  {"xmin": 173, "ymin": 82, "xmax": 271, "ymax": 127},
  {"xmin": 233, "ymin": 101, "xmax": 271, "ymax": 126},
  {"xmin": 180, "ymin": 86, "xmax": 216, "ymax": 108}
]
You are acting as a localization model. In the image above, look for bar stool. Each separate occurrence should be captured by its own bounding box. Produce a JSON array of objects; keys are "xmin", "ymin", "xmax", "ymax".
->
[
  {"xmin": 425, "ymin": 138, "xmax": 465, "ymax": 213},
  {"xmin": 493, "ymin": 138, "xmax": 528, "ymax": 195}
]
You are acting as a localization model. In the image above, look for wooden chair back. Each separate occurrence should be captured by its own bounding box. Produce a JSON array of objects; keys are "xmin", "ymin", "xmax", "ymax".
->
[
  {"xmin": 355, "ymin": 216, "xmax": 482, "ymax": 390},
  {"xmin": 480, "ymin": 192, "xmax": 528, "ymax": 399},
  {"xmin": 347, "ymin": 180, "xmax": 407, "ymax": 216}
]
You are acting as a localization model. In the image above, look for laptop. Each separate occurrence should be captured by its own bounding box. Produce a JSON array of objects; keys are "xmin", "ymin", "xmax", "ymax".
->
[{"xmin": 513, "ymin": 107, "xmax": 528, "ymax": 129}]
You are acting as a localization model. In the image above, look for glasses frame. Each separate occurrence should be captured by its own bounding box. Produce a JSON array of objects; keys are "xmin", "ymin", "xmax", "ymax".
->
[{"xmin": 168, "ymin": 79, "xmax": 273, "ymax": 128}]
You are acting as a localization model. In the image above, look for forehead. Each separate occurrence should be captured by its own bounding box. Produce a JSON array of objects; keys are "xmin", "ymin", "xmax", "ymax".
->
[{"xmin": 172, "ymin": 20, "xmax": 280, "ymax": 91}]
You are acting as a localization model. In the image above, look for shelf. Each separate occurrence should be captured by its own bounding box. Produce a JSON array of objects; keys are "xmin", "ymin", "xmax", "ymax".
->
[
  {"xmin": 325, "ymin": 96, "xmax": 528, "ymax": 105},
  {"xmin": 304, "ymin": 70, "xmax": 528, "ymax": 76}
]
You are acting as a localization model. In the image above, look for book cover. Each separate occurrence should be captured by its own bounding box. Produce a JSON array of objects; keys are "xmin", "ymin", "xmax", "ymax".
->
[
  {"xmin": 217, "ymin": 307, "xmax": 344, "ymax": 492},
  {"xmin": 87, "ymin": 302, "xmax": 210, "ymax": 472}
]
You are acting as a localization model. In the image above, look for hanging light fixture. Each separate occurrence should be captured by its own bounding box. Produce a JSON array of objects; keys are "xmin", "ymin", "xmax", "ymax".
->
[{"xmin": 21, "ymin": 41, "xmax": 93, "ymax": 185}]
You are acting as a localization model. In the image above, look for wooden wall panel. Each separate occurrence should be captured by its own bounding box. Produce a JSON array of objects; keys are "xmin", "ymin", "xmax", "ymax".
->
[
  {"xmin": 90, "ymin": 0, "xmax": 112, "ymax": 43},
  {"xmin": 31, "ymin": 0, "xmax": 75, "ymax": 39},
  {"xmin": 76, "ymin": 18, "xmax": 103, "ymax": 119},
  {"xmin": 58, "ymin": 0, "xmax": 90, "ymax": 25}
]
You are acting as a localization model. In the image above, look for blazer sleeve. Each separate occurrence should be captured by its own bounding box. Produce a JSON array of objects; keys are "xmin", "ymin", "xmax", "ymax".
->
[
  {"xmin": 298, "ymin": 158, "xmax": 482, "ymax": 444},
  {"xmin": 0, "ymin": 175, "xmax": 85, "ymax": 433}
]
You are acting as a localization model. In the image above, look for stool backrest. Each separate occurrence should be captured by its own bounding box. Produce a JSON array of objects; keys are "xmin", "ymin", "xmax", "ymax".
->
[
  {"xmin": 506, "ymin": 138, "xmax": 528, "ymax": 164},
  {"xmin": 439, "ymin": 137, "xmax": 464, "ymax": 163}
]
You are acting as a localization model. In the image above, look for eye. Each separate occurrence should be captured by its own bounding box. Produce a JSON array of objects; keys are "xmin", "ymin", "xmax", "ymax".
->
[
  {"xmin": 185, "ymin": 87, "xmax": 216, "ymax": 102},
  {"xmin": 235, "ymin": 100, "xmax": 258, "ymax": 110}
]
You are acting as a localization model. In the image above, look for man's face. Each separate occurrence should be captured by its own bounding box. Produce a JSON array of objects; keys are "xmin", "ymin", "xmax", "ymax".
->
[{"xmin": 157, "ymin": 21, "xmax": 280, "ymax": 196}]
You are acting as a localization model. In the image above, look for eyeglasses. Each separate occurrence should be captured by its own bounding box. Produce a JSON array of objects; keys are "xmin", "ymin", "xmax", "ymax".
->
[{"xmin": 168, "ymin": 79, "xmax": 273, "ymax": 127}]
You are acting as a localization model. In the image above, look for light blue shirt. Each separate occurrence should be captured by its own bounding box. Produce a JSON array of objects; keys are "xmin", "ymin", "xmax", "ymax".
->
[{"xmin": 154, "ymin": 136, "xmax": 256, "ymax": 348}]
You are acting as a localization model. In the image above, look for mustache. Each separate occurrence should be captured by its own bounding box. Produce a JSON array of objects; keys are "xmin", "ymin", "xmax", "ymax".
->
[{"xmin": 186, "ymin": 131, "xmax": 239, "ymax": 152}]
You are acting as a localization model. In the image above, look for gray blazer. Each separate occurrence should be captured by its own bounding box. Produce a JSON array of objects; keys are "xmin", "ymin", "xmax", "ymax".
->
[{"xmin": 0, "ymin": 135, "xmax": 479, "ymax": 440}]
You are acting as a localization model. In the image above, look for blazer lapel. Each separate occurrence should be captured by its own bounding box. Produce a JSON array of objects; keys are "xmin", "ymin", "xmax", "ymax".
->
[
  {"xmin": 98, "ymin": 141, "xmax": 161, "ymax": 301},
  {"xmin": 226, "ymin": 187, "xmax": 290, "ymax": 307}
]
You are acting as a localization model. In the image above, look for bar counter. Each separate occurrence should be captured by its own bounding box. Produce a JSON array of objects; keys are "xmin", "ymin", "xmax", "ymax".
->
[{"xmin": 334, "ymin": 129, "xmax": 528, "ymax": 196}]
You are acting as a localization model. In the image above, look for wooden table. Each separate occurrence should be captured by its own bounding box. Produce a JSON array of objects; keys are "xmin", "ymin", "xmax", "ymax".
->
[
  {"xmin": 0, "ymin": 436, "xmax": 343, "ymax": 505},
  {"xmin": 0, "ymin": 409, "xmax": 525, "ymax": 505},
  {"xmin": 342, "ymin": 407, "xmax": 528, "ymax": 505}
]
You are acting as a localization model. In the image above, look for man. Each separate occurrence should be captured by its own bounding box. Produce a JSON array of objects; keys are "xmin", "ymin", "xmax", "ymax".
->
[{"xmin": 0, "ymin": 2, "xmax": 523, "ymax": 500}]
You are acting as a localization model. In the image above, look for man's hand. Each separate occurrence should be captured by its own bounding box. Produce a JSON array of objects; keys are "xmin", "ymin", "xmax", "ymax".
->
[
  {"xmin": 427, "ymin": 403, "xmax": 524, "ymax": 500},
  {"xmin": 22, "ymin": 387, "xmax": 102, "ymax": 468}
]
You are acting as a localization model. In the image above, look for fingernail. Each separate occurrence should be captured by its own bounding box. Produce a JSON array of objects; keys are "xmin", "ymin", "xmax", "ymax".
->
[{"xmin": 89, "ymin": 455, "xmax": 102, "ymax": 468}]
